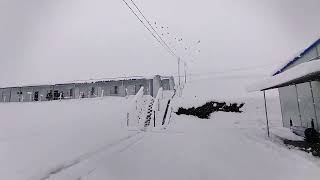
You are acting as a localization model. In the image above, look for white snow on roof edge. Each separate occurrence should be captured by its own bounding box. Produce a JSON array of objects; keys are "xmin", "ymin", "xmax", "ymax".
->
[
  {"xmin": 272, "ymin": 37, "xmax": 320, "ymax": 75},
  {"xmin": 0, "ymin": 75, "xmax": 165, "ymax": 89},
  {"xmin": 247, "ymin": 59, "xmax": 320, "ymax": 92}
]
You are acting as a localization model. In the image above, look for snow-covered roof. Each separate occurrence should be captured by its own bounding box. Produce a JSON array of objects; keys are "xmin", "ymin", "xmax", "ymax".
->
[
  {"xmin": 0, "ymin": 75, "xmax": 156, "ymax": 89},
  {"xmin": 248, "ymin": 59, "xmax": 320, "ymax": 92},
  {"xmin": 273, "ymin": 38, "xmax": 320, "ymax": 76}
]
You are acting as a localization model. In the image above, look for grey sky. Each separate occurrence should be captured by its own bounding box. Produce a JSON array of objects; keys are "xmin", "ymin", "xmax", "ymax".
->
[{"xmin": 0, "ymin": 0, "xmax": 319, "ymax": 86}]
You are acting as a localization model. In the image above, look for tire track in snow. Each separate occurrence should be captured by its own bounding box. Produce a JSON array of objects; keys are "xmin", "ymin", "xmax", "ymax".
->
[
  {"xmin": 29, "ymin": 132, "xmax": 142, "ymax": 180},
  {"xmin": 117, "ymin": 134, "xmax": 145, "ymax": 153},
  {"xmin": 78, "ymin": 135, "xmax": 145, "ymax": 180}
]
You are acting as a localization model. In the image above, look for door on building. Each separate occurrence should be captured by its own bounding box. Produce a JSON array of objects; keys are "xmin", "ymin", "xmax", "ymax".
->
[
  {"xmin": 53, "ymin": 90, "xmax": 59, "ymax": 100},
  {"xmin": 69, "ymin": 88, "xmax": 73, "ymax": 98},
  {"xmin": 34, "ymin": 91, "xmax": 39, "ymax": 101},
  {"xmin": 74, "ymin": 88, "xmax": 80, "ymax": 99}
]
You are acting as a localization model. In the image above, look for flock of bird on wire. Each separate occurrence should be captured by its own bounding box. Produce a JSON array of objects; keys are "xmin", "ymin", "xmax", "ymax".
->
[{"xmin": 153, "ymin": 21, "xmax": 201, "ymax": 64}]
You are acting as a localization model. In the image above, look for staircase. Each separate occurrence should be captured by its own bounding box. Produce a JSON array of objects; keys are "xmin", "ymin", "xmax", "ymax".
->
[{"xmin": 144, "ymin": 98, "xmax": 155, "ymax": 128}]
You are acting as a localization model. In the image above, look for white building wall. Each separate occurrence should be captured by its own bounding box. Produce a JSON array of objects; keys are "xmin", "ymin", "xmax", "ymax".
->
[
  {"xmin": 0, "ymin": 75, "xmax": 173, "ymax": 102},
  {"xmin": 54, "ymin": 84, "xmax": 76, "ymax": 99},
  {"xmin": 279, "ymin": 81, "xmax": 320, "ymax": 132},
  {"xmin": 279, "ymin": 85, "xmax": 301, "ymax": 128},
  {"xmin": 153, "ymin": 75, "xmax": 161, "ymax": 98},
  {"xmin": 0, "ymin": 88, "xmax": 11, "ymax": 102},
  {"xmin": 10, "ymin": 88, "xmax": 21, "ymax": 102},
  {"xmin": 311, "ymin": 81, "xmax": 320, "ymax": 131},
  {"xmin": 169, "ymin": 76, "xmax": 175, "ymax": 90},
  {"xmin": 21, "ymin": 87, "xmax": 34, "ymax": 102},
  {"xmin": 37, "ymin": 86, "xmax": 53, "ymax": 101},
  {"xmin": 296, "ymin": 82, "xmax": 317, "ymax": 129}
]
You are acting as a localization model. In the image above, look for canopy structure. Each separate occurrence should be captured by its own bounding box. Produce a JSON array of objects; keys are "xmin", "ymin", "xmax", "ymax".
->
[{"xmin": 248, "ymin": 59, "xmax": 320, "ymax": 92}]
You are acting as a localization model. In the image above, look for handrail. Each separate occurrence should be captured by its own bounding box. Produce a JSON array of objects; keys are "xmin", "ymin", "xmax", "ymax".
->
[
  {"xmin": 152, "ymin": 87, "xmax": 163, "ymax": 111},
  {"xmin": 132, "ymin": 87, "xmax": 144, "ymax": 110}
]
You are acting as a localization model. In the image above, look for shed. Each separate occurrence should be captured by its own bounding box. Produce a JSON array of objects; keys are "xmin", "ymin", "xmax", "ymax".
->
[{"xmin": 249, "ymin": 38, "xmax": 320, "ymax": 135}]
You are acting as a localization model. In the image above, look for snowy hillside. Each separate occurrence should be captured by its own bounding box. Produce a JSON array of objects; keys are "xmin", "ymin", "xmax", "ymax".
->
[{"xmin": 1, "ymin": 78, "xmax": 320, "ymax": 180}]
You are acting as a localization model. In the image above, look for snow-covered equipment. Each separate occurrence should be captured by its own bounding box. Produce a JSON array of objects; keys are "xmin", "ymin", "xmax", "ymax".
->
[{"xmin": 291, "ymin": 126, "xmax": 320, "ymax": 142}]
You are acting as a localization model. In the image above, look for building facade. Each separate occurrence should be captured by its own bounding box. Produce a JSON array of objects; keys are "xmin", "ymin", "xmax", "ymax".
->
[
  {"xmin": 0, "ymin": 75, "xmax": 175, "ymax": 103},
  {"xmin": 253, "ymin": 38, "xmax": 320, "ymax": 132}
]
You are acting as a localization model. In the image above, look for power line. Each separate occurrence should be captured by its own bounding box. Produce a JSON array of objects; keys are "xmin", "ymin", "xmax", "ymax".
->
[
  {"xmin": 128, "ymin": 0, "xmax": 177, "ymax": 58},
  {"xmin": 189, "ymin": 63, "xmax": 276, "ymax": 76},
  {"xmin": 121, "ymin": 0, "xmax": 176, "ymax": 58},
  {"xmin": 170, "ymin": 63, "xmax": 276, "ymax": 78},
  {"xmin": 121, "ymin": 0, "xmax": 190, "ymax": 86}
]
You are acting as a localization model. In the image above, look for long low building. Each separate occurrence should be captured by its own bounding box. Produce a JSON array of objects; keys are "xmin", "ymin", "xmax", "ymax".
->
[
  {"xmin": 0, "ymin": 75, "xmax": 175, "ymax": 103},
  {"xmin": 249, "ymin": 38, "xmax": 320, "ymax": 133}
]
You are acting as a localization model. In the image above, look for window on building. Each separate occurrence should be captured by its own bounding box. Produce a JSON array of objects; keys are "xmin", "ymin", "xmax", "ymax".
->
[{"xmin": 114, "ymin": 86, "xmax": 118, "ymax": 94}]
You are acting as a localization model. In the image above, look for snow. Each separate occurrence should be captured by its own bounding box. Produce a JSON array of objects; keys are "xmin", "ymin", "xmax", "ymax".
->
[
  {"xmin": 1, "ymin": 77, "xmax": 320, "ymax": 180},
  {"xmin": 127, "ymin": 87, "xmax": 149, "ymax": 129},
  {"xmin": 248, "ymin": 59, "xmax": 320, "ymax": 92},
  {"xmin": 0, "ymin": 97, "xmax": 134, "ymax": 180}
]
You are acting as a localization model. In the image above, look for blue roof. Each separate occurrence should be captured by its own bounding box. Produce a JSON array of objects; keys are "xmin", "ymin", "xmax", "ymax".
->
[{"xmin": 273, "ymin": 38, "xmax": 320, "ymax": 76}]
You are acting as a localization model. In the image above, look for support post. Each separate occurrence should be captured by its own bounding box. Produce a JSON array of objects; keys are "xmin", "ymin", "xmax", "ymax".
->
[
  {"xmin": 295, "ymin": 84, "xmax": 302, "ymax": 126},
  {"xmin": 127, "ymin": 112, "xmax": 129, "ymax": 127},
  {"xmin": 9, "ymin": 88, "xmax": 12, "ymax": 102},
  {"xmin": 263, "ymin": 91, "xmax": 270, "ymax": 137},
  {"xmin": 309, "ymin": 82, "xmax": 318, "ymax": 129},
  {"xmin": 184, "ymin": 62, "xmax": 187, "ymax": 84},
  {"xmin": 177, "ymin": 58, "xmax": 181, "ymax": 86},
  {"xmin": 154, "ymin": 111, "xmax": 156, "ymax": 127}
]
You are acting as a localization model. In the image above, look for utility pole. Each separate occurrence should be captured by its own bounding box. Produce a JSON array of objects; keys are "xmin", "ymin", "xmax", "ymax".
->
[{"xmin": 177, "ymin": 57, "xmax": 181, "ymax": 86}]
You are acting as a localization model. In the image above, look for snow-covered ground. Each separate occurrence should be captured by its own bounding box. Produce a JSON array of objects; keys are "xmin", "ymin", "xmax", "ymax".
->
[
  {"xmin": 1, "ymin": 78, "xmax": 320, "ymax": 180},
  {"xmin": 0, "ymin": 97, "xmax": 135, "ymax": 180}
]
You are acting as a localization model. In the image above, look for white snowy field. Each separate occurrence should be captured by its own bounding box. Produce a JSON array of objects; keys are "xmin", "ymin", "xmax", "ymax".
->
[
  {"xmin": 1, "ymin": 77, "xmax": 320, "ymax": 180},
  {"xmin": 0, "ymin": 97, "xmax": 135, "ymax": 180}
]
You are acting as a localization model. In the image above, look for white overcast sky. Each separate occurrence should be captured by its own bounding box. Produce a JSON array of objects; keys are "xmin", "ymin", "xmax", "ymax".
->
[{"xmin": 0, "ymin": 0, "xmax": 319, "ymax": 86}]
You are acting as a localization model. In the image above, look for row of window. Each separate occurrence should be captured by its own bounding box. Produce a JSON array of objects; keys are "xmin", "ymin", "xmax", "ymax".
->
[{"xmin": 1, "ymin": 84, "xmax": 148, "ymax": 102}]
